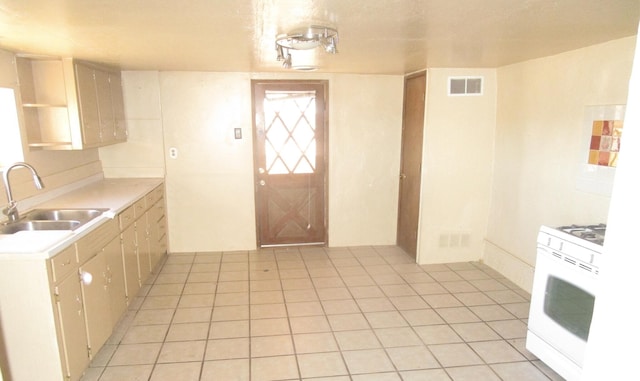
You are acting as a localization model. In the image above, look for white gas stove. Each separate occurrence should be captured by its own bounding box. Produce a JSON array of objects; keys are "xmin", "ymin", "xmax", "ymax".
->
[{"xmin": 527, "ymin": 223, "xmax": 605, "ymax": 381}]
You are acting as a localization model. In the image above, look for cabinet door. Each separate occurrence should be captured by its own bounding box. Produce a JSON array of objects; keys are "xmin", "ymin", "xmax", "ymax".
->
[
  {"xmin": 137, "ymin": 216, "xmax": 151, "ymax": 283},
  {"xmin": 121, "ymin": 224, "xmax": 140, "ymax": 300},
  {"xmin": 148, "ymin": 200, "xmax": 166, "ymax": 271},
  {"xmin": 55, "ymin": 274, "xmax": 89, "ymax": 381},
  {"xmin": 110, "ymin": 71, "xmax": 128, "ymax": 142},
  {"xmin": 105, "ymin": 236, "xmax": 127, "ymax": 322},
  {"xmin": 80, "ymin": 253, "xmax": 112, "ymax": 358},
  {"xmin": 136, "ymin": 215, "xmax": 151, "ymax": 283},
  {"xmin": 158, "ymin": 216, "xmax": 168, "ymax": 264},
  {"xmin": 94, "ymin": 69, "xmax": 116, "ymax": 144},
  {"xmin": 75, "ymin": 63, "xmax": 101, "ymax": 146},
  {"xmin": 148, "ymin": 211, "xmax": 162, "ymax": 271}
]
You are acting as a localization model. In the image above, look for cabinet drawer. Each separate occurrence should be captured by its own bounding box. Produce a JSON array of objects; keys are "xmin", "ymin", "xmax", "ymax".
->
[
  {"xmin": 76, "ymin": 219, "xmax": 119, "ymax": 263},
  {"xmin": 158, "ymin": 216, "xmax": 167, "ymax": 235},
  {"xmin": 150, "ymin": 199, "xmax": 165, "ymax": 223},
  {"xmin": 133, "ymin": 197, "xmax": 147, "ymax": 219},
  {"xmin": 119, "ymin": 205, "xmax": 135, "ymax": 230},
  {"xmin": 145, "ymin": 185, "xmax": 164, "ymax": 206},
  {"xmin": 50, "ymin": 245, "xmax": 78, "ymax": 283}
]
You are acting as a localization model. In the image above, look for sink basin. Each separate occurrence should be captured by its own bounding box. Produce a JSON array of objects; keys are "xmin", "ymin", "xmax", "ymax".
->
[
  {"xmin": 0, "ymin": 220, "xmax": 81, "ymax": 234},
  {"xmin": 23, "ymin": 208, "xmax": 108, "ymax": 223},
  {"xmin": 0, "ymin": 208, "xmax": 109, "ymax": 234}
]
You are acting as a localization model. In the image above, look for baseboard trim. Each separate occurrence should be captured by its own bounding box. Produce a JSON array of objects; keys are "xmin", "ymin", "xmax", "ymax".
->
[{"xmin": 482, "ymin": 240, "xmax": 535, "ymax": 293}]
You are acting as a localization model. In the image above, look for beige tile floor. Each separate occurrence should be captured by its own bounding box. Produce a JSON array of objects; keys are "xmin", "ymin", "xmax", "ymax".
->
[{"xmin": 80, "ymin": 246, "xmax": 564, "ymax": 381}]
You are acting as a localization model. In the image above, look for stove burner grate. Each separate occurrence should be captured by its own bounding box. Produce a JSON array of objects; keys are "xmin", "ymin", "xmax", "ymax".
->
[{"xmin": 557, "ymin": 224, "xmax": 607, "ymax": 246}]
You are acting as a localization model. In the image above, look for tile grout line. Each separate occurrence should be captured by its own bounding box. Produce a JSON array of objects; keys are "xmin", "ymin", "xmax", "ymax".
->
[{"xmin": 84, "ymin": 246, "xmax": 561, "ymax": 381}]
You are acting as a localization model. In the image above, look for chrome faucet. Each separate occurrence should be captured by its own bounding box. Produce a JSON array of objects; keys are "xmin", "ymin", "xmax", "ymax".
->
[{"xmin": 2, "ymin": 162, "xmax": 45, "ymax": 222}]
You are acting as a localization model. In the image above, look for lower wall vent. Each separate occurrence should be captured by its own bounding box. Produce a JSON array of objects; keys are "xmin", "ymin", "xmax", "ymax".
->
[{"xmin": 438, "ymin": 232, "xmax": 472, "ymax": 248}]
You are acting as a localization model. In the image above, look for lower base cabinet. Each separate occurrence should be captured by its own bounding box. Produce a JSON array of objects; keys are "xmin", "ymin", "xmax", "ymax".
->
[
  {"xmin": 0, "ymin": 182, "xmax": 167, "ymax": 381},
  {"xmin": 105, "ymin": 236, "xmax": 127, "ymax": 321},
  {"xmin": 121, "ymin": 222, "xmax": 140, "ymax": 300},
  {"xmin": 54, "ymin": 270, "xmax": 90, "ymax": 380},
  {"xmin": 80, "ymin": 250, "xmax": 112, "ymax": 358}
]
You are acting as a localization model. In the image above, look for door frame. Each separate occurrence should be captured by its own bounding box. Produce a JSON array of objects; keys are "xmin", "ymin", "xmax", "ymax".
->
[
  {"xmin": 251, "ymin": 79, "xmax": 329, "ymax": 248},
  {"xmin": 396, "ymin": 71, "xmax": 426, "ymax": 259}
]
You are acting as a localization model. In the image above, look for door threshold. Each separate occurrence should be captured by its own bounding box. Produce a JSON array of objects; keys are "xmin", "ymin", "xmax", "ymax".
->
[{"xmin": 260, "ymin": 242, "xmax": 326, "ymax": 248}]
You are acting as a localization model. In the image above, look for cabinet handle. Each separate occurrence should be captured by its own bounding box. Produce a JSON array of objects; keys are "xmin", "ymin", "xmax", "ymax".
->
[
  {"xmin": 80, "ymin": 271, "xmax": 93, "ymax": 285},
  {"xmin": 60, "ymin": 259, "xmax": 71, "ymax": 266}
]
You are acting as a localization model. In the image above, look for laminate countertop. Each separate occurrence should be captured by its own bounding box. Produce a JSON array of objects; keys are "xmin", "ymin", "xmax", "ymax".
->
[{"xmin": 0, "ymin": 177, "xmax": 164, "ymax": 259}]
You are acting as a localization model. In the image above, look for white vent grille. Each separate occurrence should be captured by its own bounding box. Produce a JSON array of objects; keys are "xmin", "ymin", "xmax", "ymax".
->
[
  {"xmin": 437, "ymin": 232, "xmax": 471, "ymax": 248},
  {"xmin": 448, "ymin": 76, "xmax": 483, "ymax": 96}
]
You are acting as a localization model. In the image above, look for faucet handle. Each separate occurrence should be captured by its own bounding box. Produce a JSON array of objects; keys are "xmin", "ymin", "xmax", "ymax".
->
[{"xmin": 3, "ymin": 201, "xmax": 19, "ymax": 221}]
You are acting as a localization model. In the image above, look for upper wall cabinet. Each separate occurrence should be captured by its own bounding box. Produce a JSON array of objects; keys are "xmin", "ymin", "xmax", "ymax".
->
[{"xmin": 16, "ymin": 56, "xmax": 128, "ymax": 150}]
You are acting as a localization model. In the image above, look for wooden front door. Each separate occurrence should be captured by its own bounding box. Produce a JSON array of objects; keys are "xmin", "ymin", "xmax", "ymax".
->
[
  {"xmin": 252, "ymin": 81, "xmax": 327, "ymax": 247},
  {"xmin": 397, "ymin": 72, "xmax": 426, "ymax": 259}
]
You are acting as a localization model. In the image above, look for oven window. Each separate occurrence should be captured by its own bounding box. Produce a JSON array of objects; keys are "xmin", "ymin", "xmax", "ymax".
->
[{"xmin": 543, "ymin": 276, "xmax": 595, "ymax": 341}]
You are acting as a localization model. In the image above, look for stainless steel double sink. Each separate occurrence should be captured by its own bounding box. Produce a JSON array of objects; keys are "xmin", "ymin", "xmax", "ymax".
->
[{"xmin": 0, "ymin": 209, "xmax": 108, "ymax": 234}]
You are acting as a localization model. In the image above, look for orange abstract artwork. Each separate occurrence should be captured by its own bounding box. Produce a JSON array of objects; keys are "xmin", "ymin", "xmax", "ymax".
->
[{"xmin": 588, "ymin": 120, "xmax": 623, "ymax": 167}]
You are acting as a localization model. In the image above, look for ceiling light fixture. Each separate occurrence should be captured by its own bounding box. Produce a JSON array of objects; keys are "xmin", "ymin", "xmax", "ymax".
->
[{"xmin": 276, "ymin": 25, "xmax": 338, "ymax": 70}]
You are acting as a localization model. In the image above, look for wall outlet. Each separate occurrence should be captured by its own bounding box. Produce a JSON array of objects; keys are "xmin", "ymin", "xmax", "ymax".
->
[{"xmin": 169, "ymin": 147, "xmax": 178, "ymax": 159}]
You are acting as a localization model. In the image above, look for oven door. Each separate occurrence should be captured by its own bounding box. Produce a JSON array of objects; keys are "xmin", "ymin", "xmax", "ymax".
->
[{"xmin": 528, "ymin": 245, "xmax": 598, "ymax": 367}]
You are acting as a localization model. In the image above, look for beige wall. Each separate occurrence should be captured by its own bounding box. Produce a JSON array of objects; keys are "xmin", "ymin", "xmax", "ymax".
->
[
  {"xmin": 160, "ymin": 72, "xmax": 256, "ymax": 252},
  {"xmin": 417, "ymin": 68, "xmax": 497, "ymax": 265},
  {"xmin": 0, "ymin": 49, "xmax": 102, "ymax": 211},
  {"xmin": 485, "ymin": 37, "xmax": 635, "ymax": 291},
  {"xmin": 105, "ymin": 71, "xmax": 403, "ymax": 252},
  {"xmin": 327, "ymin": 74, "xmax": 403, "ymax": 247}
]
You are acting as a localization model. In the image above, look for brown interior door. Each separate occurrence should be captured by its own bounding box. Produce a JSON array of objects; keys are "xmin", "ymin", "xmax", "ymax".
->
[
  {"xmin": 397, "ymin": 72, "xmax": 426, "ymax": 258},
  {"xmin": 252, "ymin": 81, "xmax": 327, "ymax": 247}
]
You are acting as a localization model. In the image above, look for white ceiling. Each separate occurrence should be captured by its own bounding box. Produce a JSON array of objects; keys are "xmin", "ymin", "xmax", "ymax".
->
[{"xmin": 0, "ymin": 0, "xmax": 639, "ymax": 74}]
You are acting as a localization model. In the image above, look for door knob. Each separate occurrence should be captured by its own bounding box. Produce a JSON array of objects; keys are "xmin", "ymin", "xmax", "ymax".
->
[
  {"xmin": 258, "ymin": 167, "xmax": 265, "ymax": 174},
  {"xmin": 399, "ymin": 173, "xmax": 407, "ymax": 180},
  {"xmin": 259, "ymin": 180, "xmax": 266, "ymax": 186}
]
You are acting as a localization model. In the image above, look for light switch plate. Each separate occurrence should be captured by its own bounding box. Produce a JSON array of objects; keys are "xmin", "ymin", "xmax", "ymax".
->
[{"xmin": 234, "ymin": 128, "xmax": 242, "ymax": 139}]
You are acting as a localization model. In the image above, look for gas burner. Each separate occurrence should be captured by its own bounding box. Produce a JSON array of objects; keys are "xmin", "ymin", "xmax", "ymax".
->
[{"xmin": 557, "ymin": 224, "xmax": 606, "ymax": 246}]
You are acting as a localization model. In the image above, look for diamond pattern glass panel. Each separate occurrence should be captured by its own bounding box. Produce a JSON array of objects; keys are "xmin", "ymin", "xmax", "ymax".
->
[{"xmin": 264, "ymin": 91, "xmax": 316, "ymax": 174}]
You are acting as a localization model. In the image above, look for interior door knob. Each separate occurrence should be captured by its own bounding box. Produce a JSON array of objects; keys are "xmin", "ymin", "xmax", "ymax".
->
[
  {"xmin": 399, "ymin": 173, "xmax": 407, "ymax": 179},
  {"xmin": 259, "ymin": 180, "xmax": 266, "ymax": 186}
]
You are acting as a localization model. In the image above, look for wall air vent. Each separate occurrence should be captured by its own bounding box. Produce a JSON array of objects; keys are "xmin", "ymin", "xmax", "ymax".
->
[{"xmin": 448, "ymin": 76, "xmax": 483, "ymax": 96}]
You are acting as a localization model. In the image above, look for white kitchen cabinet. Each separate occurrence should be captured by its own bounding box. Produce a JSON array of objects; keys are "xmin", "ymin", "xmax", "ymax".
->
[
  {"xmin": 74, "ymin": 62, "xmax": 101, "ymax": 147},
  {"xmin": 146, "ymin": 185, "xmax": 167, "ymax": 271},
  {"xmin": 121, "ymin": 219, "xmax": 140, "ymax": 300},
  {"xmin": 110, "ymin": 70, "xmax": 128, "ymax": 142},
  {"xmin": 137, "ymin": 215, "xmax": 152, "ymax": 276},
  {"xmin": 15, "ymin": 55, "xmax": 127, "ymax": 150},
  {"xmin": 76, "ymin": 61, "xmax": 127, "ymax": 146},
  {"xmin": 149, "ymin": 206, "xmax": 167, "ymax": 271},
  {"xmin": 0, "ymin": 180, "xmax": 165, "ymax": 381},
  {"xmin": 118, "ymin": 185, "xmax": 167, "ymax": 299},
  {"xmin": 54, "ymin": 269, "xmax": 90, "ymax": 381},
  {"xmin": 79, "ymin": 253, "xmax": 111, "ymax": 356},
  {"xmin": 133, "ymin": 197, "xmax": 151, "ymax": 279},
  {"xmin": 104, "ymin": 236, "xmax": 127, "ymax": 320},
  {"xmin": 76, "ymin": 218, "xmax": 124, "ymax": 355}
]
